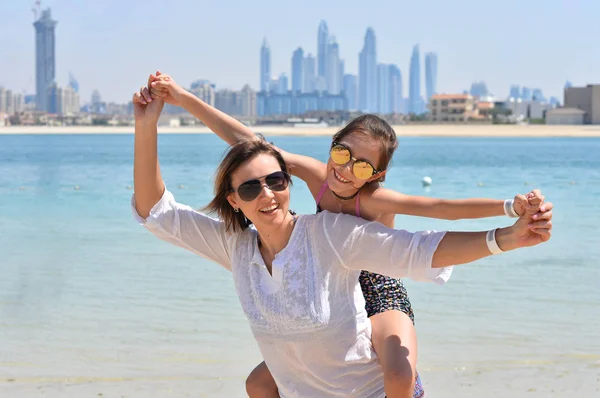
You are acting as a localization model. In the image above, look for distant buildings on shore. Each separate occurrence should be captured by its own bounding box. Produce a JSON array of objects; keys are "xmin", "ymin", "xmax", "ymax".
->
[
  {"xmin": 550, "ymin": 84, "xmax": 600, "ymax": 125},
  {"xmin": 426, "ymin": 84, "xmax": 600, "ymax": 125},
  {"xmin": 2, "ymin": 9, "xmax": 598, "ymax": 127}
]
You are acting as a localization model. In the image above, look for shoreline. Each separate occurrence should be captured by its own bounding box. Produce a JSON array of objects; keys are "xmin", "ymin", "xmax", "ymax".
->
[{"xmin": 1, "ymin": 124, "xmax": 600, "ymax": 137}]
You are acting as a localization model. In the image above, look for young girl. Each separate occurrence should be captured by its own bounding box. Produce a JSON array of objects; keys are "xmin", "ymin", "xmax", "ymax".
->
[{"xmin": 145, "ymin": 72, "xmax": 536, "ymax": 398}]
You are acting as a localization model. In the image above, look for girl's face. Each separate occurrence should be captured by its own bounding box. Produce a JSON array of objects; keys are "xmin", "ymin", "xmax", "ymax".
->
[{"xmin": 326, "ymin": 132, "xmax": 385, "ymax": 193}]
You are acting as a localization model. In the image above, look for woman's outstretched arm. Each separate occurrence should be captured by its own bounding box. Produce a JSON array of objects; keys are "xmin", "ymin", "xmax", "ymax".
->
[{"xmin": 325, "ymin": 193, "xmax": 552, "ymax": 281}]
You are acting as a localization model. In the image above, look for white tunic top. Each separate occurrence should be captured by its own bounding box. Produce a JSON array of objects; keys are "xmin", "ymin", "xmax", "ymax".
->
[{"xmin": 132, "ymin": 189, "xmax": 452, "ymax": 398}]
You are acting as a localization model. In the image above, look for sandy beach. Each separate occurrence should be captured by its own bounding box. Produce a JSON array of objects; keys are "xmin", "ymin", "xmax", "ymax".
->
[{"xmin": 1, "ymin": 124, "xmax": 600, "ymax": 136}]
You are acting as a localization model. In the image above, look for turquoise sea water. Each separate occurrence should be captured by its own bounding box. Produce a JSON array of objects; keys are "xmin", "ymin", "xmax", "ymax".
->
[{"xmin": 1, "ymin": 134, "xmax": 599, "ymax": 397}]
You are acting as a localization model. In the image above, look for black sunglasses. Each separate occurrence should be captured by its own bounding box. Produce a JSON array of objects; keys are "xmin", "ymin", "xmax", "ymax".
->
[{"xmin": 232, "ymin": 171, "xmax": 290, "ymax": 202}]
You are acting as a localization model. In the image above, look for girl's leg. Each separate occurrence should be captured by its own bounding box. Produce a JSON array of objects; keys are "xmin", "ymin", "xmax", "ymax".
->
[
  {"xmin": 245, "ymin": 361, "xmax": 279, "ymax": 398},
  {"xmin": 370, "ymin": 310, "xmax": 418, "ymax": 398},
  {"xmin": 359, "ymin": 271, "xmax": 421, "ymax": 398}
]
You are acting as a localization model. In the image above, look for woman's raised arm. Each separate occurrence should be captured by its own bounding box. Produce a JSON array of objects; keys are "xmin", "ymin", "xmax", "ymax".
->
[{"xmin": 133, "ymin": 74, "xmax": 166, "ymax": 218}]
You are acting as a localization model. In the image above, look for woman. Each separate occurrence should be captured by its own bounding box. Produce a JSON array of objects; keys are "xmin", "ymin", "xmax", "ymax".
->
[
  {"xmin": 145, "ymin": 72, "xmax": 538, "ymax": 397},
  {"xmin": 132, "ymin": 87, "xmax": 551, "ymax": 397}
]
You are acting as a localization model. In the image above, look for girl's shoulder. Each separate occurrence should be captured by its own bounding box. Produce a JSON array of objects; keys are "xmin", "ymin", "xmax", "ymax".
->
[{"xmin": 358, "ymin": 183, "xmax": 388, "ymax": 221}]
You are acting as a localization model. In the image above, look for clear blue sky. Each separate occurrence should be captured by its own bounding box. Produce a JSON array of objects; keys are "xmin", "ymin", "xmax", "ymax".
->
[{"xmin": 1, "ymin": 0, "xmax": 598, "ymax": 104}]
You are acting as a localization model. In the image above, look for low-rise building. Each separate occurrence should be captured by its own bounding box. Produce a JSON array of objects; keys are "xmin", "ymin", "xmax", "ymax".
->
[
  {"xmin": 564, "ymin": 84, "xmax": 600, "ymax": 124},
  {"xmin": 428, "ymin": 94, "xmax": 476, "ymax": 122},
  {"xmin": 545, "ymin": 107, "xmax": 586, "ymax": 125},
  {"xmin": 475, "ymin": 101, "xmax": 495, "ymax": 118}
]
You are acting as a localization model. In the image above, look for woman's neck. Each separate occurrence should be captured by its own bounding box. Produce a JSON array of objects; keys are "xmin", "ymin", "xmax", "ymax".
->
[{"xmin": 255, "ymin": 213, "xmax": 297, "ymax": 265}]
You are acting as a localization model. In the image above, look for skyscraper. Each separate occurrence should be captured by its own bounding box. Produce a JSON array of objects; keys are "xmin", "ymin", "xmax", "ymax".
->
[
  {"xmin": 326, "ymin": 37, "xmax": 341, "ymax": 95},
  {"xmin": 389, "ymin": 65, "xmax": 403, "ymax": 114},
  {"xmin": 317, "ymin": 21, "xmax": 329, "ymax": 80},
  {"xmin": 34, "ymin": 8, "xmax": 57, "ymax": 112},
  {"xmin": 291, "ymin": 47, "xmax": 304, "ymax": 93},
  {"xmin": 91, "ymin": 89, "xmax": 102, "ymax": 106},
  {"xmin": 91, "ymin": 89, "xmax": 103, "ymax": 113},
  {"xmin": 358, "ymin": 28, "xmax": 377, "ymax": 112},
  {"xmin": 239, "ymin": 85, "xmax": 257, "ymax": 117},
  {"xmin": 509, "ymin": 85, "xmax": 521, "ymax": 99},
  {"xmin": 532, "ymin": 88, "xmax": 545, "ymax": 102},
  {"xmin": 408, "ymin": 44, "xmax": 421, "ymax": 114},
  {"xmin": 303, "ymin": 54, "xmax": 316, "ymax": 93},
  {"xmin": 343, "ymin": 74, "xmax": 358, "ymax": 111},
  {"xmin": 276, "ymin": 74, "xmax": 288, "ymax": 95},
  {"xmin": 260, "ymin": 38, "xmax": 271, "ymax": 92},
  {"xmin": 424, "ymin": 52, "xmax": 438, "ymax": 101},
  {"xmin": 69, "ymin": 72, "xmax": 79, "ymax": 93},
  {"xmin": 46, "ymin": 82, "xmax": 60, "ymax": 114},
  {"xmin": 376, "ymin": 64, "xmax": 391, "ymax": 114},
  {"xmin": 470, "ymin": 81, "xmax": 489, "ymax": 98}
]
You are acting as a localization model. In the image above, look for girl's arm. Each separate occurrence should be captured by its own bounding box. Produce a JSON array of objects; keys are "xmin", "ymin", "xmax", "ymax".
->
[
  {"xmin": 366, "ymin": 187, "xmax": 527, "ymax": 220},
  {"xmin": 149, "ymin": 73, "xmax": 328, "ymax": 197},
  {"xmin": 149, "ymin": 73, "xmax": 256, "ymax": 145},
  {"xmin": 325, "ymin": 194, "xmax": 552, "ymax": 281}
]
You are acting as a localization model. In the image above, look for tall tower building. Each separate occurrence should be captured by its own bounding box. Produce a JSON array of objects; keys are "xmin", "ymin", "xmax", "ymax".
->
[
  {"xmin": 377, "ymin": 64, "xmax": 391, "ymax": 114},
  {"xmin": 69, "ymin": 72, "xmax": 79, "ymax": 93},
  {"xmin": 317, "ymin": 21, "xmax": 329, "ymax": 81},
  {"xmin": 260, "ymin": 38, "xmax": 271, "ymax": 92},
  {"xmin": 509, "ymin": 85, "xmax": 521, "ymax": 99},
  {"xmin": 291, "ymin": 47, "xmax": 304, "ymax": 93},
  {"xmin": 424, "ymin": 52, "xmax": 438, "ymax": 101},
  {"xmin": 326, "ymin": 37, "xmax": 341, "ymax": 95},
  {"xmin": 343, "ymin": 74, "xmax": 358, "ymax": 111},
  {"xmin": 358, "ymin": 27, "xmax": 377, "ymax": 112},
  {"xmin": 390, "ymin": 65, "xmax": 403, "ymax": 114},
  {"xmin": 303, "ymin": 54, "xmax": 316, "ymax": 93},
  {"xmin": 408, "ymin": 44, "xmax": 421, "ymax": 114},
  {"xmin": 469, "ymin": 81, "xmax": 489, "ymax": 98},
  {"xmin": 34, "ymin": 8, "xmax": 57, "ymax": 112}
]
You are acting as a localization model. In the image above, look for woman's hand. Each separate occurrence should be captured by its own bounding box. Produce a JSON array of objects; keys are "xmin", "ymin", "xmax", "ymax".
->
[
  {"xmin": 133, "ymin": 74, "xmax": 164, "ymax": 127},
  {"xmin": 497, "ymin": 191, "xmax": 553, "ymax": 250},
  {"xmin": 512, "ymin": 189, "xmax": 545, "ymax": 216},
  {"xmin": 147, "ymin": 71, "xmax": 186, "ymax": 107}
]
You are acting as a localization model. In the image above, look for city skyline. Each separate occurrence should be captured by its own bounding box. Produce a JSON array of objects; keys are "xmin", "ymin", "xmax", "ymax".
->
[{"xmin": 1, "ymin": 0, "xmax": 598, "ymax": 104}]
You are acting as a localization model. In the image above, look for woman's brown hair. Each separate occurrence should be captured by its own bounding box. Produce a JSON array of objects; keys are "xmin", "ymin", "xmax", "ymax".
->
[{"xmin": 204, "ymin": 137, "xmax": 291, "ymax": 232}]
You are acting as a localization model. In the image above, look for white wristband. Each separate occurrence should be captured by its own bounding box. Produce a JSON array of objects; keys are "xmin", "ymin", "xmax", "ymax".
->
[
  {"xmin": 486, "ymin": 228, "xmax": 504, "ymax": 255},
  {"xmin": 504, "ymin": 199, "xmax": 519, "ymax": 218}
]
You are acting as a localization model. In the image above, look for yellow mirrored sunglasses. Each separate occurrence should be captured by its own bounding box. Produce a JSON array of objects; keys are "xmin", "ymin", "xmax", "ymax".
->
[{"xmin": 329, "ymin": 142, "xmax": 381, "ymax": 180}]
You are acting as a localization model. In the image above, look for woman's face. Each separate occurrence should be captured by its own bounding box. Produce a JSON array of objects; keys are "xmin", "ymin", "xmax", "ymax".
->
[
  {"xmin": 227, "ymin": 153, "xmax": 291, "ymax": 229},
  {"xmin": 326, "ymin": 132, "xmax": 384, "ymax": 193}
]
